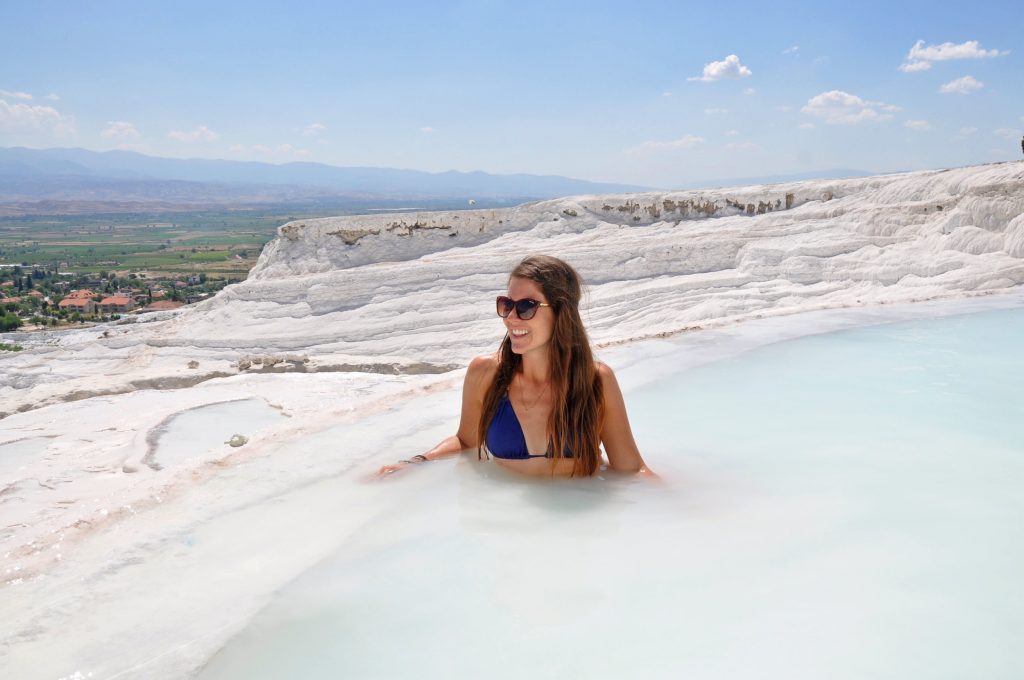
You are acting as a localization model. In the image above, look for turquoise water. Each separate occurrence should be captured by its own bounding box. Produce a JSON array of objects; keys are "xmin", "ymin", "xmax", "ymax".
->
[{"xmin": 199, "ymin": 307, "xmax": 1024, "ymax": 680}]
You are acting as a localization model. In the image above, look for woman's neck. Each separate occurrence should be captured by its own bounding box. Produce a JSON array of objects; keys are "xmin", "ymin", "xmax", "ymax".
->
[{"xmin": 518, "ymin": 351, "xmax": 550, "ymax": 386}]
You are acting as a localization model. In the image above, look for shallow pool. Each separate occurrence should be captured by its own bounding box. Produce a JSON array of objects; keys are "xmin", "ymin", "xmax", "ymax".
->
[
  {"xmin": 148, "ymin": 398, "xmax": 286, "ymax": 470},
  {"xmin": 0, "ymin": 436, "xmax": 52, "ymax": 479},
  {"xmin": 199, "ymin": 308, "xmax": 1024, "ymax": 679}
]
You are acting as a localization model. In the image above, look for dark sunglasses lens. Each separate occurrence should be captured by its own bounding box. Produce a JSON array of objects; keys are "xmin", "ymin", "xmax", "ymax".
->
[
  {"xmin": 515, "ymin": 299, "xmax": 539, "ymax": 320},
  {"xmin": 496, "ymin": 296, "xmax": 514, "ymax": 318}
]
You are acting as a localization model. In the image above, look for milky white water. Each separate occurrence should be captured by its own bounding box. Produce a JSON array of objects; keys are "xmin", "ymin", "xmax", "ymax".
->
[
  {"xmin": 195, "ymin": 307, "xmax": 1024, "ymax": 680},
  {"xmin": 0, "ymin": 437, "xmax": 51, "ymax": 478},
  {"xmin": 149, "ymin": 399, "xmax": 287, "ymax": 470},
  {"xmin": 2, "ymin": 162, "xmax": 1022, "ymax": 678}
]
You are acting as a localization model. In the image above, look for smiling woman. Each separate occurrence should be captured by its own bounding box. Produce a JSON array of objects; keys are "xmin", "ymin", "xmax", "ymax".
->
[{"xmin": 378, "ymin": 254, "xmax": 653, "ymax": 478}]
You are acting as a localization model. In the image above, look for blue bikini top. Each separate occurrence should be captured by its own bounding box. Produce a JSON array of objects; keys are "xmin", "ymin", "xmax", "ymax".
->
[{"xmin": 485, "ymin": 395, "xmax": 573, "ymax": 460}]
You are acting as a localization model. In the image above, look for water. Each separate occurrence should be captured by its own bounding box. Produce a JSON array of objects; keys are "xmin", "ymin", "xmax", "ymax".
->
[
  {"xmin": 198, "ymin": 307, "xmax": 1024, "ymax": 679},
  {"xmin": 0, "ymin": 436, "xmax": 51, "ymax": 479},
  {"xmin": 148, "ymin": 398, "xmax": 286, "ymax": 469}
]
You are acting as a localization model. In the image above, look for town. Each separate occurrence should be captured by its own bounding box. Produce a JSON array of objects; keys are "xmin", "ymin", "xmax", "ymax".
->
[{"xmin": 0, "ymin": 264, "xmax": 238, "ymax": 335}]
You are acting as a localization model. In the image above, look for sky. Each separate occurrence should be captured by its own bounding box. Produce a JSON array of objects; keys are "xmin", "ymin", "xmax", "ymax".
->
[{"xmin": 1, "ymin": 0, "xmax": 1022, "ymax": 188}]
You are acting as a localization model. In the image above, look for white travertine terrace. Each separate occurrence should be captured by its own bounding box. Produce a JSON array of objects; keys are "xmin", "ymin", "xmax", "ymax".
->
[
  {"xmin": 2, "ymin": 162, "xmax": 1022, "ymax": 418},
  {"xmin": 0, "ymin": 161, "xmax": 1022, "ymax": 677}
]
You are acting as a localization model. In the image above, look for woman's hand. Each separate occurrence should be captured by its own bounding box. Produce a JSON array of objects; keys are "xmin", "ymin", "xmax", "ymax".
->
[
  {"xmin": 375, "ymin": 461, "xmax": 411, "ymax": 477},
  {"xmin": 375, "ymin": 454, "xmax": 429, "ymax": 477}
]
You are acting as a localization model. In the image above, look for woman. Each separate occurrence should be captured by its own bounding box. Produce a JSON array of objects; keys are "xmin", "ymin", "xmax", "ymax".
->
[{"xmin": 378, "ymin": 255, "xmax": 652, "ymax": 477}]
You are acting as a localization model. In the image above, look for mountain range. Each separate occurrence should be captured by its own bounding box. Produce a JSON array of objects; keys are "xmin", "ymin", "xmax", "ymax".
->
[
  {"xmin": 0, "ymin": 147, "xmax": 648, "ymax": 206},
  {"xmin": 0, "ymin": 146, "xmax": 873, "ymax": 211}
]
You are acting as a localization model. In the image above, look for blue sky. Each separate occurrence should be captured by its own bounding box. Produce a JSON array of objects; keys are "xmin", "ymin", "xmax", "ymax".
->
[{"xmin": 1, "ymin": 0, "xmax": 1021, "ymax": 188}]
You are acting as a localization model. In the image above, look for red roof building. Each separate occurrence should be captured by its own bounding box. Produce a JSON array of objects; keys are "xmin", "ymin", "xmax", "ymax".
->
[
  {"xmin": 58, "ymin": 297, "xmax": 95, "ymax": 313},
  {"xmin": 97, "ymin": 296, "xmax": 135, "ymax": 314}
]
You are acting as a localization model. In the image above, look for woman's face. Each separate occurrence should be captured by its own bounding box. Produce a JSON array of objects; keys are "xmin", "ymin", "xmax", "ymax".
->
[{"xmin": 504, "ymin": 276, "xmax": 554, "ymax": 357}]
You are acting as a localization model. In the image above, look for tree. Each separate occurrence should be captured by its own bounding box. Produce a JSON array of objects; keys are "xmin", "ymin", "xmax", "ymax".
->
[{"xmin": 0, "ymin": 313, "xmax": 22, "ymax": 331}]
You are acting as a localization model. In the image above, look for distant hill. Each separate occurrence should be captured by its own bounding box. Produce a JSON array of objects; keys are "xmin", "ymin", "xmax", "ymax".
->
[{"xmin": 0, "ymin": 147, "xmax": 649, "ymax": 205}]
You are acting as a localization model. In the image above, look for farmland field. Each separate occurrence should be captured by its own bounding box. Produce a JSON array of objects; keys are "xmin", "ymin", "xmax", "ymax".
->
[{"xmin": 0, "ymin": 200, "xmax": 494, "ymax": 278}]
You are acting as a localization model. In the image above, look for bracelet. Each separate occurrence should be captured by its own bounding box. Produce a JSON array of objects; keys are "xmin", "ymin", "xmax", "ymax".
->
[{"xmin": 399, "ymin": 454, "xmax": 429, "ymax": 464}]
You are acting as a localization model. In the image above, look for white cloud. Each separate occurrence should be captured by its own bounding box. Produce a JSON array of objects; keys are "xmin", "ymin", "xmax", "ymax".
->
[
  {"xmin": 420, "ymin": 126, "xmax": 434, "ymax": 133},
  {"xmin": 0, "ymin": 99, "xmax": 77, "ymax": 136},
  {"xmin": 662, "ymin": 91, "xmax": 672, "ymax": 97},
  {"xmin": 628, "ymin": 134, "xmax": 704, "ymax": 154},
  {"xmin": 300, "ymin": 122, "xmax": 327, "ymax": 137},
  {"xmin": 688, "ymin": 54, "xmax": 752, "ymax": 82},
  {"xmin": 167, "ymin": 125, "xmax": 218, "ymax": 142},
  {"xmin": 959, "ymin": 127, "xmax": 977, "ymax": 135},
  {"xmin": 783, "ymin": 46, "xmax": 799, "ymax": 55},
  {"xmin": 900, "ymin": 39, "xmax": 1007, "ymax": 72},
  {"xmin": 898, "ymin": 60, "xmax": 932, "ymax": 73},
  {"xmin": 774, "ymin": 105, "xmax": 793, "ymax": 112},
  {"xmin": 724, "ymin": 129, "xmax": 739, "ymax": 136},
  {"xmin": 993, "ymin": 128, "xmax": 1021, "ymax": 140},
  {"xmin": 798, "ymin": 123, "xmax": 815, "ymax": 129},
  {"xmin": 939, "ymin": 75, "xmax": 983, "ymax": 95},
  {"xmin": 909, "ymin": 39, "xmax": 1006, "ymax": 61},
  {"xmin": 800, "ymin": 90, "xmax": 898, "ymax": 125},
  {"xmin": 0, "ymin": 89, "xmax": 33, "ymax": 100},
  {"xmin": 275, "ymin": 143, "xmax": 309, "ymax": 155},
  {"xmin": 725, "ymin": 141, "xmax": 758, "ymax": 150},
  {"xmin": 101, "ymin": 121, "xmax": 140, "ymax": 139},
  {"xmin": 704, "ymin": 107, "xmax": 727, "ymax": 115},
  {"xmin": 904, "ymin": 119, "xmax": 931, "ymax": 131},
  {"xmin": 742, "ymin": 87, "xmax": 756, "ymax": 95},
  {"xmin": 45, "ymin": 93, "xmax": 60, "ymax": 101}
]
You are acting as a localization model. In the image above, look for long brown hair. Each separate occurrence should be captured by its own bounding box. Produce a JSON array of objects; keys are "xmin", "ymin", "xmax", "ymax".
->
[{"xmin": 477, "ymin": 255, "xmax": 604, "ymax": 476}]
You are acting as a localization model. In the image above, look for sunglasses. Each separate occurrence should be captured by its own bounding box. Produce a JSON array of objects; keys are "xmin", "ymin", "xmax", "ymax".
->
[{"xmin": 496, "ymin": 295, "xmax": 550, "ymax": 320}]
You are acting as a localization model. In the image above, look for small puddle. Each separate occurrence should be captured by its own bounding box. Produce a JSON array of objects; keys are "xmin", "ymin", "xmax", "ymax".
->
[
  {"xmin": 0, "ymin": 437, "xmax": 53, "ymax": 481},
  {"xmin": 146, "ymin": 399, "xmax": 286, "ymax": 470}
]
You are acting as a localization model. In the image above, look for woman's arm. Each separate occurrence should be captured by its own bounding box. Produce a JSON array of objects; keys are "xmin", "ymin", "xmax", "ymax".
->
[
  {"xmin": 376, "ymin": 354, "xmax": 497, "ymax": 476},
  {"xmin": 598, "ymin": 363, "xmax": 656, "ymax": 476}
]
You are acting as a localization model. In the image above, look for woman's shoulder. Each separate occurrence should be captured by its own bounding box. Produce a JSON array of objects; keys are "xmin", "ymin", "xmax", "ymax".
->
[
  {"xmin": 468, "ymin": 352, "xmax": 500, "ymax": 373},
  {"xmin": 462, "ymin": 354, "xmax": 500, "ymax": 398},
  {"xmin": 465, "ymin": 353, "xmax": 500, "ymax": 386},
  {"xmin": 595, "ymin": 362, "xmax": 624, "ymax": 395}
]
